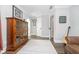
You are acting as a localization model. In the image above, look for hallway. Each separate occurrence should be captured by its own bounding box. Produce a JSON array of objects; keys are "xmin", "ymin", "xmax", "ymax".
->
[
  {"xmin": 1, "ymin": 5, "xmax": 79, "ymax": 54},
  {"xmin": 17, "ymin": 39, "xmax": 57, "ymax": 54}
]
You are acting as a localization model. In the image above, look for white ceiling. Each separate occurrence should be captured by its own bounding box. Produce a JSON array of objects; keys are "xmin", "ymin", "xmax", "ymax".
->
[
  {"xmin": 20, "ymin": 5, "xmax": 54, "ymax": 18},
  {"xmin": 19, "ymin": 5, "xmax": 71, "ymax": 19}
]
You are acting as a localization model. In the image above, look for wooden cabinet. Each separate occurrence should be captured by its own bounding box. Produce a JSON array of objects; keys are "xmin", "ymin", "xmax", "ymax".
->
[{"xmin": 7, "ymin": 17, "xmax": 28, "ymax": 51}]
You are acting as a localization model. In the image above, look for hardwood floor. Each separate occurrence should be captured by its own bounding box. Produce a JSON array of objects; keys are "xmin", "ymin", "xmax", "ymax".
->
[
  {"xmin": 53, "ymin": 43, "xmax": 65, "ymax": 54},
  {"xmin": 50, "ymin": 38, "xmax": 66, "ymax": 54}
]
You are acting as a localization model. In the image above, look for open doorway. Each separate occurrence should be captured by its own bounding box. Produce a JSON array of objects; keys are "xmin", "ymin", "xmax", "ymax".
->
[
  {"xmin": 30, "ymin": 18, "xmax": 37, "ymax": 39},
  {"xmin": 30, "ymin": 15, "xmax": 50, "ymax": 40}
]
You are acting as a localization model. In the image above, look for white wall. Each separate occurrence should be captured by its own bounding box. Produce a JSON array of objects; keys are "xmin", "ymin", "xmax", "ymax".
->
[
  {"xmin": 41, "ymin": 15, "xmax": 49, "ymax": 37},
  {"xmin": 54, "ymin": 7, "xmax": 70, "ymax": 43},
  {"xmin": 36, "ymin": 15, "xmax": 49, "ymax": 38},
  {"xmin": 69, "ymin": 6, "xmax": 79, "ymax": 36},
  {"xmin": 0, "ymin": 5, "xmax": 12, "ymax": 52}
]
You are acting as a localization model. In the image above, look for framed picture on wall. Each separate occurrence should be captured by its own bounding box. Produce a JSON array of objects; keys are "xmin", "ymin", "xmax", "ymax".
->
[
  {"xmin": 12, "ymin": 5, "xmax": 23, "ymax": 19},
  {"xmin": 59, "ymin": 16, "xmax": 67, "ymax": 23}
]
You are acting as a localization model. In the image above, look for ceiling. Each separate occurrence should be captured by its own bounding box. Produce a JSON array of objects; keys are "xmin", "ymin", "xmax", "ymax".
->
[
  {"xmin": 19, "ymin": 5, "xmax": 71, "ymax": 19},
  {"xmin": 20, "ymin": 5, "xmax": 54, "ymax": 18}
]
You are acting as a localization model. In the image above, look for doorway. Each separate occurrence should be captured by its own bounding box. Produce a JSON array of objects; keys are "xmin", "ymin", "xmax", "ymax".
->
[
  {"xmin": 49, "ymin": 15, "xmax": 54, "ymax": 42},
  {"xmin": 30, "ymin": 18, "xmax": 37, "ymax": 39}
]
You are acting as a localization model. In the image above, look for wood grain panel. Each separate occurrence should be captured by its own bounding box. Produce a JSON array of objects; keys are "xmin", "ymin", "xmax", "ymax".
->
[{"xmin": 7, "ymin": 17, "xmax": 28, "ymax": 52}]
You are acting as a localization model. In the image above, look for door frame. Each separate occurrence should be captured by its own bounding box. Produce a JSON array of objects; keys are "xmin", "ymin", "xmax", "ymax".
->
[{"xmin": 49, "ymin": 15, "xmax": 54, "ymax": 41}]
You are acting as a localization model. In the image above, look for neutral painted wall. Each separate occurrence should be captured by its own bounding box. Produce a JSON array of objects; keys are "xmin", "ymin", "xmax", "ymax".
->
[
  {"xmin": 69, "ymin": 6, "xmax": 79, "ymax": 36},
  {"xmin": 0, "ymin": 5, "xmax": 12, "ymax": 52},
  {"xmin": 54, "ymin": 7, "xmax": 70, "ymax": 43},
  {"xmin": 41, "ymin": 15, "xmax": 49, "ymax": 37},
  {"xmin": 36, "ymin": 15, "xmax": 49, "ymax": 38}
]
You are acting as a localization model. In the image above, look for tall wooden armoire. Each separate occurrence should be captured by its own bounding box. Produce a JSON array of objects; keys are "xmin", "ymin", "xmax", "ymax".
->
[{"xmin": 7, "ymin": 17, "xmax": 28, "ymax": 51}]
